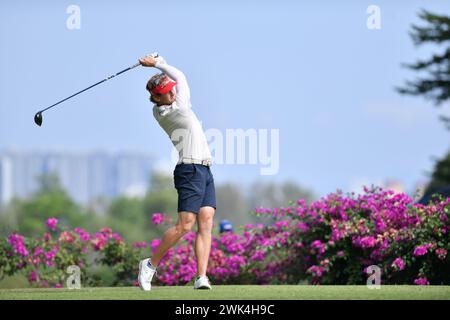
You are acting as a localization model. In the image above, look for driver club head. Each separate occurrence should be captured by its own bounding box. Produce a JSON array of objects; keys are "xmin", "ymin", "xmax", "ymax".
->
[{"xmin": 34, "ymin": 112, "xmax": 43, "ymax": 126}]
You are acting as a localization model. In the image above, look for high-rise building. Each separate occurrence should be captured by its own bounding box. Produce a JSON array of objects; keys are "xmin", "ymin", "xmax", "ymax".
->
[
  {"xmin": 0, "ymin": 156, "xmax": 13, "ymax": 204},
  {"xmin": 115, "ymin": 153, "xmax": 153, "ymax": 198},
  {"xmin": 0, "ymin": 150, "xmax": 154, "ymax": 205}
]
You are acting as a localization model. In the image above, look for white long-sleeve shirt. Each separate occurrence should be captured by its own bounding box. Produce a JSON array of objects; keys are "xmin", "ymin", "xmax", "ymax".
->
[{"xmin": 152, "ymin": 61, "xmax": 212, "ymax": 164}]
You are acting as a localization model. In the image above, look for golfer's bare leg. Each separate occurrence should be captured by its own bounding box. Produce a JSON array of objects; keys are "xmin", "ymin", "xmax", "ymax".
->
[
  {"xmin": 195, "ymin": 206, "xmax": 215, "ymax": 277},
  {"xmin": 151, "ymin": 211, "xmax": 196, "ymax": 266}
]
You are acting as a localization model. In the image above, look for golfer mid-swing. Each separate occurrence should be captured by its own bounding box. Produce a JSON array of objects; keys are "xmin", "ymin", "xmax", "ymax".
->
[{"xmin": 137, "ymin": 54, "xmax": 216, "ymax": 290}]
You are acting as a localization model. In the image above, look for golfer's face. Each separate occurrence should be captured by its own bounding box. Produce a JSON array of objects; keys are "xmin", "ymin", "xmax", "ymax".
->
[
  {"xmin": 152, "ymin": 89, "xmax": 176, "ymax": 105},
  {"xmin": 162, "ymin": 89, "xmax": 176, "ymax": 104}
]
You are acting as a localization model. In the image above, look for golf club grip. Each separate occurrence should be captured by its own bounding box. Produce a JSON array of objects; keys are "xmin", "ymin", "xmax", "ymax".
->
[{"xmin": 39, "ymin": 62, "xmax": 142, "ymax": 113}]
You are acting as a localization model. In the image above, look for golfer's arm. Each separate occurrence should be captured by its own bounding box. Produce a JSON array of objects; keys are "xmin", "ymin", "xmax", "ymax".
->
[{"xmin": 154, "ymin": 61, "xmax": 191, "ymax": 104}]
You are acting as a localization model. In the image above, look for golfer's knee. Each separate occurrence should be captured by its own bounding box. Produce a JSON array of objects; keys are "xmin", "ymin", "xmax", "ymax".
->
[
  {"xmin": 176, "ymin": 217, "xmax": 196, "ymax": 234},
  {"xmin": 198, "ymin": 215, "xmax": 213, "ymax": 233},
  {"xmin": 175, "ymin": 211, "xmax": 197, "ymax": 234},
  {"xmin": 177, "ymin": 223, "xmax": 193, "ymax": 234}
]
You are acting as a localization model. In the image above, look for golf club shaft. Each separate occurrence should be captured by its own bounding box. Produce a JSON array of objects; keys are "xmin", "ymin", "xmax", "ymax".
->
[{"xmin": 39, "ymin": 62, "xmax": 141, "ymax": 113}]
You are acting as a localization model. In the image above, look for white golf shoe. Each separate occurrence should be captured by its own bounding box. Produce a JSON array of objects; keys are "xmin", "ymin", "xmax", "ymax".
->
[
  {"xmin": 194, "ymin": 276, "xmax": 212, "ymax": 290},
  {"xmin": 138, "ymin": 258, "xmax": 157, "ymax": 291}
]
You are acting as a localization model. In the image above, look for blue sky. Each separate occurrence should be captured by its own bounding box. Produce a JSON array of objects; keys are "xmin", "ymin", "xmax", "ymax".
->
[{"xmin": 1, "ymin": 0, "xmax": 449, "ymax": 197}]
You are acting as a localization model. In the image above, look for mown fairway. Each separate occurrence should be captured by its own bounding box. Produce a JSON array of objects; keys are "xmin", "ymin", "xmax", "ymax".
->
[{"xmin": 1, "ymin": 285, "xmax": 449, "ymax": 300}]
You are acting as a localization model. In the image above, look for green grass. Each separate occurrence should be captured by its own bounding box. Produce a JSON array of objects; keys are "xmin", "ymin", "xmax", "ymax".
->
[{"xmin": 0, "ymin": 285, "xmax": 449, "ymax": 300}]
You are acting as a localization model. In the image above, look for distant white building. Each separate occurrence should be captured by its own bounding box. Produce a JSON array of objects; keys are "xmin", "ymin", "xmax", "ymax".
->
[
  {"xmin": 0, "ymin": 150, "xmax": 154, "ymax": 205},
  {"xmin": 0, "ymin": 156, "xmax": 13, "ymax": 204}
]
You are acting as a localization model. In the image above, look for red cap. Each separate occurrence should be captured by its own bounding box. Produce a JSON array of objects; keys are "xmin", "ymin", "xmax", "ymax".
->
[{"xmin": 147, "ymin": 73, "xmax": 177, "ymax": 95}]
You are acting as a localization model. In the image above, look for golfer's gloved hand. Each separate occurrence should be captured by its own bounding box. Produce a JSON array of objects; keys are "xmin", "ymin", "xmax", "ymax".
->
[
  {"xmin": 139, "ymin": 53, "xmax": 166, "ymax": 67},
  {"xmin": 153, "ymin": 55, "xmax": 166, "ymax": 66}
]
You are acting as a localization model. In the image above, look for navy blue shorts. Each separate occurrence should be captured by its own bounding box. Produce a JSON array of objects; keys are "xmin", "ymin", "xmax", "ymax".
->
[{"xmin": 173, "ymin": 163, "xmax": 216, "ymax": 214}]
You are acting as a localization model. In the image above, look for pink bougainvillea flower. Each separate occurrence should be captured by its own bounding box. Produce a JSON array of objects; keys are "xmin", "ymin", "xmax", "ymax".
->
[
  {"xmin": 46, "ymin": 217, "xmax": 58, "ymax": 232},
  {"xmin": 310, "ymin": 240, "xmax": 325, "ymax": 254},
  {"xmin": 319, "ymin": 259, "xmax": 330, "ymax": 267},
  {"xmin": 43, "ymin": 233, "xmax": 52, "ymax": 242},
  {"xmin": 44, "ymin": 247, "xmax": 58, "ymax": 267},
  {"xmin": 307, "ymin": 265, "xmax": 325, "ymax": 277},
  {"xmin": 357, "ymin": 236, "xmax": 376, "ymax": 249},
  {"xmin": 413, "ymin": 245, "xmax": 428, "ymax": 257},
  {"xmin": 132, "ymin": 241, "xmax": 148, "ymax": 248},
  {"xmin": 28, "ymin": 270, "xmax": 38, "ymax": 283},
  {"xmin": 59, "ymin": 231, "xmax": 75, "ymax": 244},
  {"xmin": 152, "ymin": 213, "xmax": 165, "ymax": 225},
  {"xmin": 296, "ymin": 222, "xmax": 309, "ymax": 233},
  {"xmin": 34, "ymin": 247, "xmax": 43, "ymax": 257},
  {"xmin": 151, "ymin": 239, "xmax": 161, "ymax": 254},
  {"xmin": 91, "ymin": 233, "xmax": 108, "ymax": 251},
  {"xmin": 391, "ymin": 257, "xmax": 405, "ymax": 271},
  {"xmin": 435, "ymin": 248, "xmax": 447, "ymax": 260},
  {"xmin": 414, "ymin": 277, "xmax": 430, "ymax": 286},
  {"xmin": 250, "ymin": 250, "xmax": 265, "ymax": 262},
  {"xmin": 74, "ymin": 228, "xmax": 90, "ymax": 241},
  {"xmin": 112, "ymin": 233, "xmax": 123, "ymax": 243},
  {"xmin": 8, "ymin": 233, "xmax": 29, "ymax": 257},
  {"xmin": 99, "ymin": 227, "xmax": 112, "ymax": 236}
]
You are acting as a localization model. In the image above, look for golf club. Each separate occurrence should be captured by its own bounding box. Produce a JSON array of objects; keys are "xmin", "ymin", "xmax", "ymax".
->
[{"xmin": 33, "ymin": 53, "xmax": 158, "ymax": 127}]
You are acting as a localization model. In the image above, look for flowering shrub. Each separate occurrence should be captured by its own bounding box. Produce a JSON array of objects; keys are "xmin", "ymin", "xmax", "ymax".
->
[
  {"xmin": 0, "ymin": 219, "xmax": 143, "ymax": 287},
  {"xmin": 252, "ymin": 186, "xmax": 450, "ymax": 285},
  {"xmin": 1, "ymin": 186, "xmax": 449, "ymax": 287}
]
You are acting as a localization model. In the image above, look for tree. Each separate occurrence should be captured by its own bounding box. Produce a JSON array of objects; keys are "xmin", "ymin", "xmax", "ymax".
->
[
  {"xmin": 423, "ymin": 149, "xmax": 450, "ymax": 196},
  {"xmin": 105, "ymin": 196, "xmax": 148, "ymax": 242},
  {"xmin": 142, "ymin": 171, "xmax": 178, "ymax": 233},
  {"xmin": 34, "ymin": 172, "xmax": 64, "ymax": 194},
  {"xmin": 143, "ymin": 171, "xmax": 177, "ymax": 215},
  {"xmin": 248, "ymin": 180, "xmax": 315, "ymax": 209},
  {"xmin": 14, "ymin": 173, "xmax": 88, "ymax": 236},
  {"xmin": 397, "ymin": 10, "xmax": 450, "ymax": 197},
  {"xmin": 215, "ymin": 183, "xmax": 251, "ymax": 226},
  {"xmin": 397, "ymin": 10, "xmax": 450, "ymax": 130}
]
